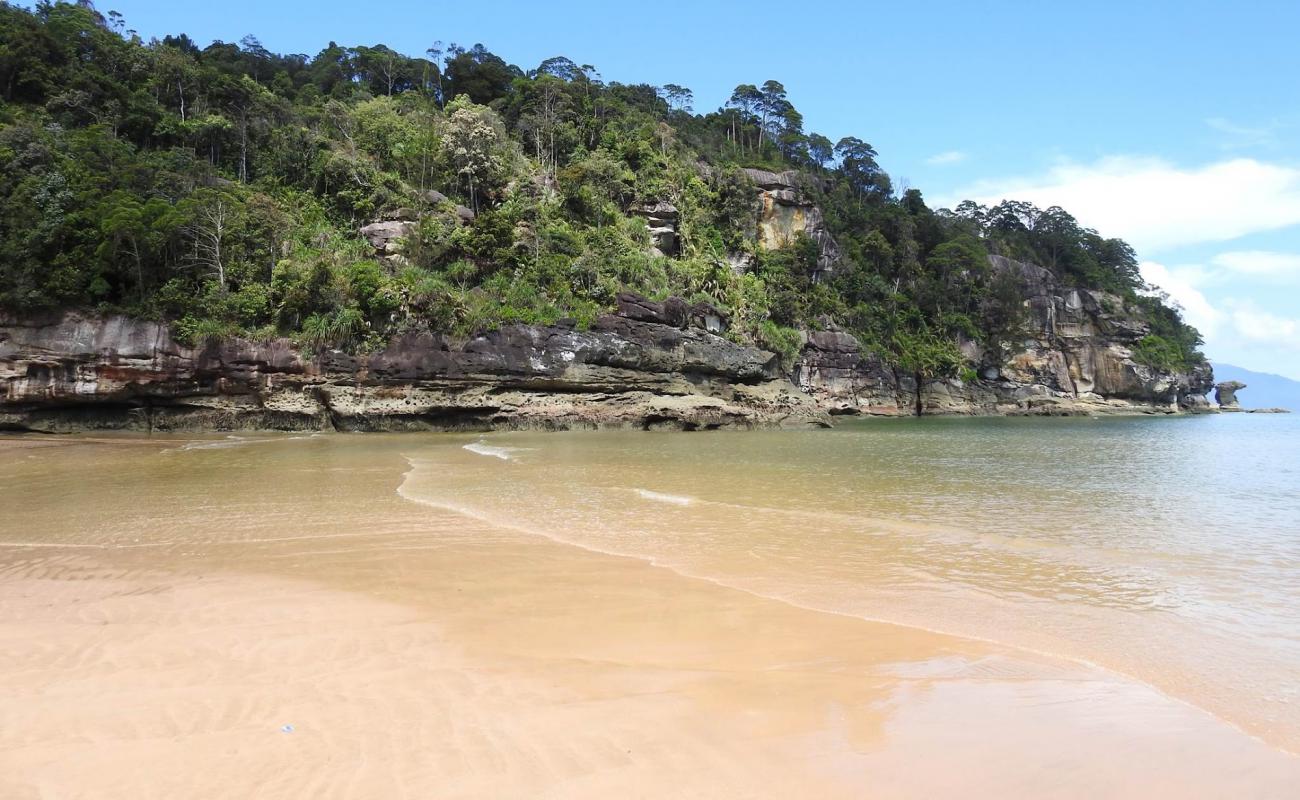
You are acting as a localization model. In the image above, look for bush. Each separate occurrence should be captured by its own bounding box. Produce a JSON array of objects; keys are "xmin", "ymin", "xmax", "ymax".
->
[{"xmin": 758, "ymin": 321, "xmax": 802, "ymax": 367}]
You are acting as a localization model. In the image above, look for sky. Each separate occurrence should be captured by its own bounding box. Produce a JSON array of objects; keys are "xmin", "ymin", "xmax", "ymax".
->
[{"xmin": 92, "ymin": 0, "xmax": 1300, "ymax": 379}]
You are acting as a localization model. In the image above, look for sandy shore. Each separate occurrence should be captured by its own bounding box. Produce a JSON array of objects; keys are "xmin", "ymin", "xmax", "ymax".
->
[{"xmin": 2, "ymin": 434, "xmax": 1298, "ymax": 798}]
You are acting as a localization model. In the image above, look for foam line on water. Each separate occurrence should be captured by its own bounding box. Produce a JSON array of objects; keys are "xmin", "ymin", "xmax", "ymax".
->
[
  {"xmin": 634, "ymin": 489, "xmax": 695, "ymax": 506},
  {"xmin": 169, "ymin": 434, "xmax": 321, "ymax": 452},
  {"xmin": 463, "ymin": 442, "xmax": 523, "ymax": 461}
]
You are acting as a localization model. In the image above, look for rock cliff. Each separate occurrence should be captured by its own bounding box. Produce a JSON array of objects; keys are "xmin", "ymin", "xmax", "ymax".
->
[
  {"xmin": 742, "ymin": 169, "xmax": 842, "ymax": 279},
  {"xmin": 793, "ymin": 255, "xmax": 1214, "ymax": 416},
  {"xmin": 0, "ymin": 296, "xmax": 823, "ymax": 433},
  {"xmin": 0, "ymin": 262, "xmax": 1216, "ymax": 432}
]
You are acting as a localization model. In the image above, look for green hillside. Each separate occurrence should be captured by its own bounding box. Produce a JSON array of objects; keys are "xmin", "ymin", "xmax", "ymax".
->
[{"xmin": 0, "ymin": 1, "xmax": 1203, "ymax": 378}]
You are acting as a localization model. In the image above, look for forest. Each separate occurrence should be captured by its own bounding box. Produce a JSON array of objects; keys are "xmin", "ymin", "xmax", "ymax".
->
[{"xmin": 0, "ymin": 1, "xmax": 1204, "ymax": 377}]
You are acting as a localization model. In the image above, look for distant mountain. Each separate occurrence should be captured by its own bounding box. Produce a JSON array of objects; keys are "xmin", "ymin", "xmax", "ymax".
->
[{"xmin": 1211, "ymin": 364, "xmax": 1300, "ymax": 410}]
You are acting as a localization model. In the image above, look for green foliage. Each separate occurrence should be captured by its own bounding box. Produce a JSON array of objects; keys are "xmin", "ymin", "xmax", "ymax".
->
[
  {"xmin": 757, "ymin": 321, "xmax": 801, "ymax": 367},
  {"xmin": 1129, "ymin": 294, "xmax": 1204, "ymax": 372},
  {"xmin": 0, "ymin": 1, "xmax": 1203, "ymax": 383}
]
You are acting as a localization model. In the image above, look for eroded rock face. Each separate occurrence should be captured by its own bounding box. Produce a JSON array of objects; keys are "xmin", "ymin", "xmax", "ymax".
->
[
  {"xmin": 791, "ymin": 330, "xmax": 909, "ymax": 416},
  {"xmin": 631, "ymin": 201, "xmax": 679, "ymax": 257},
  {"xmin": 792, "ymin": 255, "xmax": 1215, "ymax": 417},
  {"xmin": 741, "ymin": 169, "xmax": 842, "ymax": 279},
  {"xmin": 0, "ymin": 256, "xmax": 1217, "ymax": 429},
  {"xmin": 1215, "ymin": 380, "xmax": 1246, "ymax": 410},
  {"xmin": 0, "ymin": 301, "xmax": 822, "ymax": 433}
]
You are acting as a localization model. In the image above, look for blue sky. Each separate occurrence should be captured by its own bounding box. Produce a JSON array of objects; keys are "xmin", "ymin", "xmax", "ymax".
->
[{"xmin": 97, "ymin": 0, "xmax": 1300, "ymax": 379}]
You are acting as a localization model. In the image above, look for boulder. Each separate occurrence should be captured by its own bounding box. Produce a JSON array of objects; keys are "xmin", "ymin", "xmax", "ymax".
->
[
  {"xmin": 615, "ymin": 293, "xmax": 688, "ymax": 328},
  {"xmin": 360, "ymin": 220, "xmax": 416, "ymax": 257}
]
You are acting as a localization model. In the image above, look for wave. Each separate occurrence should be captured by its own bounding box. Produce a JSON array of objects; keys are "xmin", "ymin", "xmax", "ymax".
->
[
  {"xmin": 463, "ymin": 442, "xmax": 526, "ymax": 461},
  {"xmin": 171, "ymin": 433, "xmax": 320, "ymax": 451},
  {"xmin": 634, "ymin": 489, "xmax": 695, "ymax": 506}
]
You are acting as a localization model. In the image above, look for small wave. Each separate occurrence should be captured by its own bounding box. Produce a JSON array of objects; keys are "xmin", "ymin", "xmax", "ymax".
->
[
  {"xmin": 635, "ymin": 489, "xmax": 695, "ymax": 506},
  {"xmin": 173, "ymin": 434, "xmax": 319, "ymax": 451},
  {"xmin": 463, "ymin": 442, "xmax": 522, "ymax": 461}
]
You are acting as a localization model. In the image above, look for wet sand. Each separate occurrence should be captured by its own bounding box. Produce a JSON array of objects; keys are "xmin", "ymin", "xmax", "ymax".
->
[{"xmin": 2, "ymin": 434, "xmax": 1298, "ymax": 798}]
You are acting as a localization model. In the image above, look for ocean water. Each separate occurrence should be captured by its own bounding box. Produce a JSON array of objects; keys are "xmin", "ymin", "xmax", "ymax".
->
[{"xmin": 398, "ymin": 413, "xmax": 1300, "ymax": 752}]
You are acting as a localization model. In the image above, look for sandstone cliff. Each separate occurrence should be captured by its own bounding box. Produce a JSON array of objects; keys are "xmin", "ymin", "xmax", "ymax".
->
[
  {"xmin": 742, "ymin": 169, "xmax": 842, "ymax": 280},
  {"xmin": 1, "ymin": 296, "xmax": 823, "ymax": 433},
  {"xmin": 0, "ymin": 257, "xmax": 1215, "ymax": 432},
  {"xmin": 793, "ymin": 255, "xmax": 1214, "ymax": 416}
]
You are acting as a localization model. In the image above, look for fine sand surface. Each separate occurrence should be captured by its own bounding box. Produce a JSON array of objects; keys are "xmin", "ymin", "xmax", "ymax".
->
[{"xmin": 2, "ymin": 434, "xmax": 1298, "ymax": 798}]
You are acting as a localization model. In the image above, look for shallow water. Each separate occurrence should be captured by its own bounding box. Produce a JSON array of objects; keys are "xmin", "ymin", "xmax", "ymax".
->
[
  {"xmin": 399, "ymin": 414, "xmax": 1300, "ymax": 752},
  {"xmin": 2, "ymin": 415, "xmax": 1299, "ymax": 796}
]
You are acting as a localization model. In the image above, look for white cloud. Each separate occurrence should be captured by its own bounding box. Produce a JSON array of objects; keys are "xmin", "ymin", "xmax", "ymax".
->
[
  {"xmin": 1139, "ymin": 261, "xmax": 1223, "ymax": 336},
  {"xmin": 924, "ymin": 150, "xmax": 967, "ymax": 166},
  {"xmin": 1226, "ymin": 301, "xmax": 1300, "ymax": 347},
  {"xmin": 1137, "ymin": 262, "xmax": 1300, "ymax": 377},
  {"xmin": 1211, "ymin": 250, "xmax": 1300, "ymax": 280},
  {"xmin": 944, "ymin": 156, "xmax": 1300, "ymax": 254}
]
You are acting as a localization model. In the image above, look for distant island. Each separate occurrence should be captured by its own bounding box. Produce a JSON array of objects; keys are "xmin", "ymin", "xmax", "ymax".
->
[{"xmin": 0, "ymin": 3, "xmax": 1215, "ymax": 432}]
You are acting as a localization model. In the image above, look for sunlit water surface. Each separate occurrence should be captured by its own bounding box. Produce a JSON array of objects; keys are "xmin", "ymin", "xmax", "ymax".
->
[
  {"xmin": 2, "ymin": 414, "xmax": 1297, "ymax": 754},
  {"xmin": 400, "ymin": 414, "xmax": 1300, "ymax": 752}
]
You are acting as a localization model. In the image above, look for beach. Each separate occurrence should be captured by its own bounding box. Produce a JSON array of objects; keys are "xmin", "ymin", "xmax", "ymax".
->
[{"xmin": 3, "ymin": 425, "xmax": 1299, "ymax": 798}]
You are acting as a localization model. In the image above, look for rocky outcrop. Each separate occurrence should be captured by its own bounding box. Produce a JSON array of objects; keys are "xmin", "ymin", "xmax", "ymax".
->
[
  {"xmin": 0, "ymin": 256, "xmax": 1218, "ymax": 430},
  {"xmin": 0, "ymin": 301, "xmax": 825, "ymax": 433},
  {"xmin": 742, "ymin": 169, "xmax": 841, "ymax": 279},
  {"xmin": 1213, "ymin": 381, "xmax": 1291, "ymax": 413},
  {"xmin": 793, "ymin": 255, "xmax": 1215, "ymax": 417},
  {"xmin": 359, "ymin": 219, "xmax": 417, "ymax": 257},
  {"xmin": 631, "ymin": 201, "xmax": 679, "ymax": 257},
  {"xmin": 1215, "ymin": 380, "xmax": 1245, "ymax": 410},
  {"xmin": 359, "ymin": 198, "xmax": 475, "ymax": 260}
]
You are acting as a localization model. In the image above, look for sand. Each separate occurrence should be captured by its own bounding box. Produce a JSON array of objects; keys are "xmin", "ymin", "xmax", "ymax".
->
[{"xmin": 1, "ymin": 434, "xmax": 1298, "ymax": 798}]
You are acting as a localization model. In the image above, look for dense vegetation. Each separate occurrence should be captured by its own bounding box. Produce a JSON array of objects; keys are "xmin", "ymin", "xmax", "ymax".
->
[{"xmin": 0, "ymin": 2, "xmax": 1204, "ymax": 375}]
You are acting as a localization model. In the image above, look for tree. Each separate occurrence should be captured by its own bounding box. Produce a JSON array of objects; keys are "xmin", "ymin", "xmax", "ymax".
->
[
  {"xmin": 153, "ymin": 44, "xmax": 198, "ymax": 121},
  {"xmin": 777, "ymin": 107, "xmax": 806, "ymax": 162},
  {"xmin": 425, "ymin": 41, "xmax": 447, "ymax": 105},
  {"xmin": 835, "ymin": 137, "xmax": 889, "ymax": 199},
  {"xmin": 441, "ymin": 96, "xmax": 509, "ymax": 212},
  {"xmin": 659, "ymin": 83, "xmax": 693, "ymax": 113},
  {"xmin": 181, "ymin": 190, "xmax": 242, "ymax": 291},
  {"xmin": 726, "ymin": 83, "xmax": 761, "ymax": 153},
  {"xmin": 534, "ymin": 56, "xmax": 580, "ymax": 81},
  {"xmin": 757, "ymin": 79, "xmax": 789, "ymax": 151},
  {"xmin": 807, "ymin": 133, "xmax": 833, "ymax": 171},
  {"xmin": 444, "ymin": 44, "xmax": 520, "ymax": 105}
]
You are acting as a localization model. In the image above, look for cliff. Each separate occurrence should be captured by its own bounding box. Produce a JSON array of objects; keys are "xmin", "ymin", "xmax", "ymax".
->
[
  {"xmin": 793, "ymin": 255, "xmax": 1214, "ymax": 417},
  {"xmin": 1, "ymin": 260, "xmax": 1214, "ymax": 433},
  {"xmin": 0, "ymin": 296, "xmax": 825, "ymax": 433}
]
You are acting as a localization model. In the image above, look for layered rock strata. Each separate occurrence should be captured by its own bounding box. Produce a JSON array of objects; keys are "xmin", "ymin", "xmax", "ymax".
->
[
  {"xmin": 0, "ymin": 298, "xmax": 823, "ymax": 433},
  {"xmin": 1, "ymin": 257, "xmax": 1218, "ymax": 430},
  {"xmin": 792, "ymin": 256, "xmax": 1214, "ymax": 417}
]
